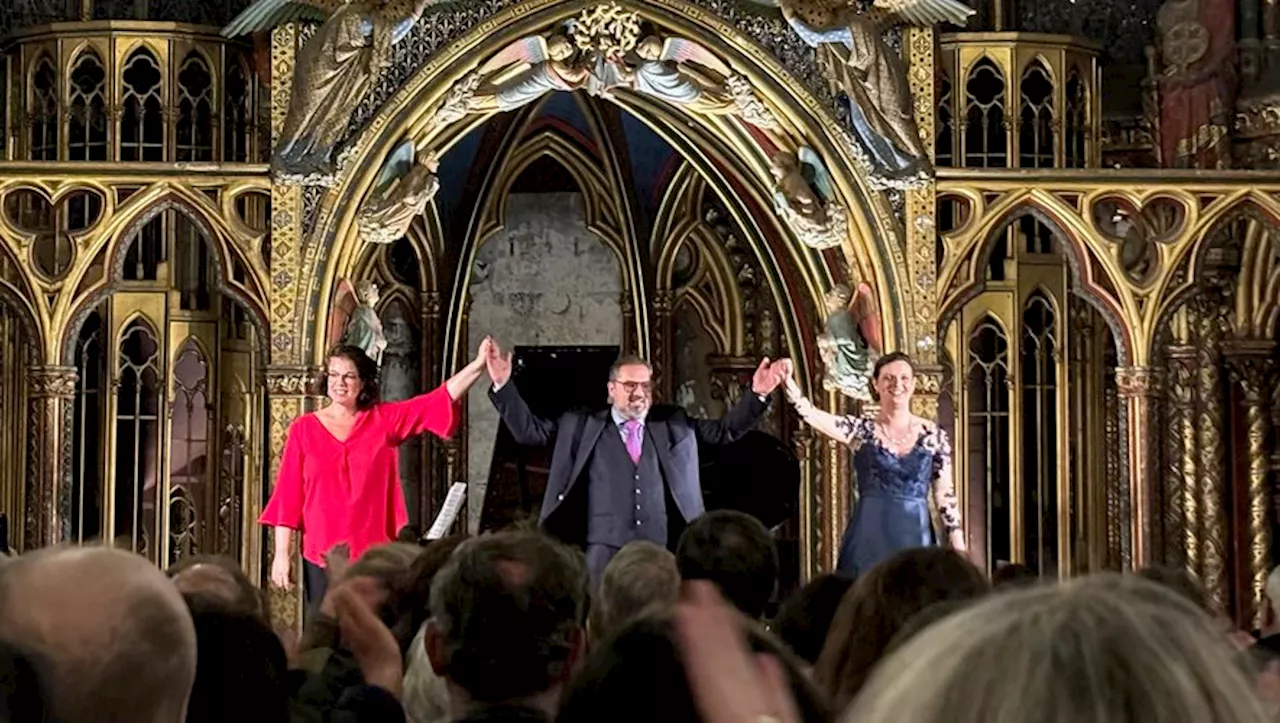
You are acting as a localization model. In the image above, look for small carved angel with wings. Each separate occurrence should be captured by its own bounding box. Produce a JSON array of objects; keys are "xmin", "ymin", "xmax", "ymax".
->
[
  {"xmin": 328, "ymin": 279, "xmax": 388, "ymax": 366},
  {"xmin": 818, "ymin": 278, "xmax": 883, "ymax": 400},
  {"xmin": 618, "ymin": 35, "xmax": 739, "ymax": 113},
  {"xmin": 466, "ymin": 34, "xmax": 592, "ymax": 114},
  {"xmin": 223, "ymin": 0, "xmax": 449, "ymax": 182}
]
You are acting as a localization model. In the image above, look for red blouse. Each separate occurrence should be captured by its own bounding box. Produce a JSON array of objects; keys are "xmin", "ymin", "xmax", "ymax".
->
[{"xmin": 259, "ymin": 384, "xmax": 458, "ymax": 566}]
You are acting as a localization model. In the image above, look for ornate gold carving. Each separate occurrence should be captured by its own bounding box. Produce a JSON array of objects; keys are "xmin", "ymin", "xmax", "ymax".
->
[
  {"xmin": 265, "ymin": 367, "xmax": 322, "ymax": 397},
  {"xmin": 1116, "ymin": 366, "xmax": 1161, "ymax": 568},
  {"xmin": 1165, "ymin": 345, "xmax": 1198, "ymax": 578},
  {"xmin": 1229, "ymin": 355, "xmax": 1273, "ymax": 630},
  {"xmin": 28, "ymin": 367, "xmax": 78, "ymax": 399},
  {"xmin": 1115, "ymin": 366, "xmax": 1163, "ymax": 397},
  {"xmin": 266, "ymin": 395, "xmax": 303, "ymax": 632},
  {"xmin": 1193, "ymin": 304, "xmax": 1228, "ymax": 611},
  {"xmin": 571, "ymin": 3, "xmax": 643, "ymax": 58},
  {"xmin": 905, "ymin": 23, "xmax": 937, "ymax": 363}
]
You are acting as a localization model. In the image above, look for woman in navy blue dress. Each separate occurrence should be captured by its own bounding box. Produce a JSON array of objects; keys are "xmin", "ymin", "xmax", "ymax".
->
[{"xmin": 783, "ymin": 352, "xmax": 964, "ymax": 577}]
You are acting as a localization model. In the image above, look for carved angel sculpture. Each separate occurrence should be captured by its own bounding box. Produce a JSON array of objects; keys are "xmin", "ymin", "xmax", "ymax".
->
[
  {"xmin": 222, "ymin": 0, "xmax": 448, "ymax": 185},
  {"xmin": 357, "ymin": 140, "xmax": 440, "ymax": 245},
  {"xmin": 771, "ymin": 147, "xmax": 849, "ymax": 249},
  {"xmin": 622, "ymin": 35, "xmax": 737, "ymax": 114},
  {"xmin": 818, "ymin": 281, "xmax": 882, "ymax": 401},
  {"xmin": 467, "ymin": 34, "xmax": 592, "ymax": 114},
  {"xmin": 772, "ymin": 0, "xmax": 973, "ymax": 181},
  {"xmin": 328, "ymin": 279, "xmax": 388, "ymax": 366}
]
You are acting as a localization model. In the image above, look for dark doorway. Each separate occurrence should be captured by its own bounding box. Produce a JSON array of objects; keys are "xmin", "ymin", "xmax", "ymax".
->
[{"xmin": 479, "ymin": 345, "xmax": 618, "ymax": 532}]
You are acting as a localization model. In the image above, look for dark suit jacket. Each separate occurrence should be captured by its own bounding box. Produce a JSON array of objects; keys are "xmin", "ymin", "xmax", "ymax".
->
[{"xmin": 488, "ymin": 382, "xmax": 769, "ymax": 546}]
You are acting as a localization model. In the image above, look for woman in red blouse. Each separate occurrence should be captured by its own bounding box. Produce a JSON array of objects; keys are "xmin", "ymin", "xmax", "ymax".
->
[{"xmin": 261, "ymin": 338, "xmax": 492, "ymax": 608}]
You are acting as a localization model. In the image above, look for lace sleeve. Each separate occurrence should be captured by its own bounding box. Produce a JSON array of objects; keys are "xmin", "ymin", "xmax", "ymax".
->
[
  {"xmin": 926, "ymin": 425, "xmax": 961, "ymax": 535},
  {"xmin": 785, "ymin": 379, "xmax": 863, "ymax": 446}
]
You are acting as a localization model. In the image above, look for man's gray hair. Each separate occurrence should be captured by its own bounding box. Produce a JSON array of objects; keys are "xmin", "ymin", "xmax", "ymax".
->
[
  {"xmin": 608, "ymin": 355, "xmax": 651, "ymax": 381},
  {"xmin": 591, "ymin": 541, "xmax": 681, "ymax": 640}
]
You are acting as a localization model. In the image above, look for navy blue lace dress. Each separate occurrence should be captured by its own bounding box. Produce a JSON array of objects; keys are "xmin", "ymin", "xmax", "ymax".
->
[{"xmin": 833, "ymin": 417, "xmax": 959, "ymax": 577}]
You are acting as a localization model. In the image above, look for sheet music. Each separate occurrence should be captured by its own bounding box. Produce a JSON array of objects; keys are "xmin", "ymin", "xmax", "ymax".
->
[{"xmin": 426, "ymin": 483, "xmax": 467, "ymax": 540}]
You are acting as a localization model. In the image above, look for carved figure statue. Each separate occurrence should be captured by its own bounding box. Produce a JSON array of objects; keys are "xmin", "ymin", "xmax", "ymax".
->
[
  {"xmin": 358, "ymin": 140, "xmax": 440, "ymax": 245},
  {"xmin": 622, "ymin": 35, "xmax": 737, "ymax": 114},
  {"xmin": 770, "ymin": 147, "xmax": 850, "ymax": 249},
  {"xmin": 467, "ymin": 34, "xmax": 592, "ymax": 114},
  {"xmin": 327, "ymin": 278, "xmax": 388, "ymax": 365},
  {"xmin": 1150, "ymin": 0, "xmax": 1235, "ymax": 168},
  {"xmin": 817, "ymin": 281, "xmax": 882, "ymax": 401},
  {"xmin": 771, "ymin": 0, "xmax": 973, "ymax": 184},
  {"xmin": 222, "ymin": 0, "xmax": 449, "ymax": 186}
]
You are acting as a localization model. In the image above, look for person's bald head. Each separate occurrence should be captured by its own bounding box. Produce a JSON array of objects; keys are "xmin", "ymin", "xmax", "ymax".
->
[{"xmin": 0, "ymin": 546, "xmax": 197, "ymax": 723}]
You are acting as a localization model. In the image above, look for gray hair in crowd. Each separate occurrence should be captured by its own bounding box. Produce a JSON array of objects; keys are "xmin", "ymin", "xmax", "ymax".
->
[
  {"xmin": 843, "ymin": 573, "xmax": 1274, "ymax": 723},
  {"xmin": 590, "ymin": 541, "xmax": 681, "ymax": 641}
]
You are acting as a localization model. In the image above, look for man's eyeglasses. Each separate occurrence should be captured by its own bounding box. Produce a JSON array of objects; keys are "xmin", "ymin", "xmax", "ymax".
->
[{"xmin": 612, "ymin": 381, "xmax": 652, "ymax": 393}]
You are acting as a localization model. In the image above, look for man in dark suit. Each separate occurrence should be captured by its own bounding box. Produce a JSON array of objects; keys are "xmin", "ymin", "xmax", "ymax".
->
[{"xmin": 485, "ymin": 344, "xmax": 787, "ymax": 580}]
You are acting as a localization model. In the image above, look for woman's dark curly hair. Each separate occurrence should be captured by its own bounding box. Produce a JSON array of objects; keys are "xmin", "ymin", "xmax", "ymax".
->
[{"xmin": 324, "ymin": 345, "xmax": 380, "ymax": 409}]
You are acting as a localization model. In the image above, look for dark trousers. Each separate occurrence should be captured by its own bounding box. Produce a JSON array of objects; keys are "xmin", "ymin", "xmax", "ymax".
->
[
  {"xmin": 586, "ymin": 543, "xmax": 620, "ymax": 588},
  {"xmin": 303, "ymin": 559, "xmax": 328, "ymax": 621}
]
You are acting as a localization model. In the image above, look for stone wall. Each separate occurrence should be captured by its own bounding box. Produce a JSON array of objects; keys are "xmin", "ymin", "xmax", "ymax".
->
[{"xmin": 464, "ymin": 192, "xmax": 623, "ymax": 530}]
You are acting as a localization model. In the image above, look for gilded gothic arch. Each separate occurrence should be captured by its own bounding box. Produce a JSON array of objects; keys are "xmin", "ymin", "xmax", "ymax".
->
[{"xmin": 291, "ymin": 0, "xmax": 915, "ymax": 374}]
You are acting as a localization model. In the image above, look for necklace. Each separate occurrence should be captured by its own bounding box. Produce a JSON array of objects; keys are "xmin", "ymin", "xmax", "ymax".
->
[{"xmin": 878, "ymin": 419, "xmax": 915, "ymax": 447}]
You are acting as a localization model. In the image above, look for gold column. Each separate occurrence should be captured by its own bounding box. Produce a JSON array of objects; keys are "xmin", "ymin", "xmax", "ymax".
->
[
  {"xmin": 263, "ymin": 368, "xmax": 318, "ymax": 633},
  {"xmin": 905, "ymin": 25, "xmax": 939, "ymax": 370},
  {"xmin": 1194, "ymin": 302, "xmax": 1229, "ymax": 611},
  {"xmin": 1166, "ymin": 343, "xmax": 1200, "ymax": 579},
  {"xmin": 650, "ymin": 291, "xmax": 674, "ymax": 401},
  {"xmin": 1104, "ymin": 373, "xmax": 1124, "ymax": 568},
  {"xmin": 267, "ymin": 22, "xmax": 305, "ymax": 632},
  {"xmin": 793, "ymin": 425, "xmax": 817, "ymax": 579},
  {"xmin": 1229, "ymin": 352, "xmax": 1273, "ymax": 630},
  {"xmin": 1116, "ymin": 366, "xmax": 1162, "ymax": 569},
  {"xmin": 26, "ymin": 367, "xmax": 78, "ymax": 549}
]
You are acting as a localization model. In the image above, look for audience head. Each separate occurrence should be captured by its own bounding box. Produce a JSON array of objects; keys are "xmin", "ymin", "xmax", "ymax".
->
[
  {"xmin": 425, "ymin": 531, "xmax": 587, "ymax": 712},
  {"xmin": 992, "ymin": 562, "xmax": 1040, "ymax": 589},
  {"xmin": 325, "ymin": 345, "xmax": 380, "ymax": 410},
  {"xmin": 845, "ymin": 573, "xmax": 1276, "ymax": 723},
  {"xmin": 185, "ymin": 605, "xmax": 289, "ymax": 723},
  {"xmin": 167, "ymin": 554, "xmax": 267, "ymax": 621},
  {"xmin": 772, "ymin": 573, "xmax": 855, "ymax": 665},
  {"xmin": 557, "ymin": 613, "xmax": 830, "ymax": 723},
  {"xmin": 393, "ymin": 536, "xmax": 467, "ymax": 653},
  {"xmin": 814, "ymin": 546, "xmax": 988, "ymax": 710},
  {"xmin": 676, "ymin": 510, "xmax": 779, "ymax": 619},
  {"xmin": 590, "ymin": 541, "xmax": 681, "ymax": 642},
  {"xmin": 0, "ymin": 546, "xmax": 197, "ymax": 723}
]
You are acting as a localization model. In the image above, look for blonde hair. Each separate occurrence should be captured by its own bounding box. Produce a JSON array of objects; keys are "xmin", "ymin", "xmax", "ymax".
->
[{"xmin": 843, "ymin": 573, "xmax": 1273, "ymax": 723}]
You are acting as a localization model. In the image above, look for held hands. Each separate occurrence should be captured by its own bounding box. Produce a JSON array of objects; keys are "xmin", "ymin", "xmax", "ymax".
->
[
  {"xmin": 750, "ymin": 357, "xmax": 793, "ymax": 396},
  {"xmin": 483, "ymin": 337, "xmax": 513, "ymax": 386}
]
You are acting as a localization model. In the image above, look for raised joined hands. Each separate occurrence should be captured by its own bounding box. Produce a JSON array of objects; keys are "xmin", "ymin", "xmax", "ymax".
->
[
  {"xmin": 751, "ymin": 357, "xmax": 793, "ymax": 396},
  {"xmin": 483, "ymin": 337, "xmax": 512, "ymax": 386}
]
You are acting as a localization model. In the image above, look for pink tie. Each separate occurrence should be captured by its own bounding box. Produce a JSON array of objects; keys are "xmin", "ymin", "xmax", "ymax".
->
[{"xmin": 623, "ymin": 420, "xmax": 642, "ymax": 464}]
